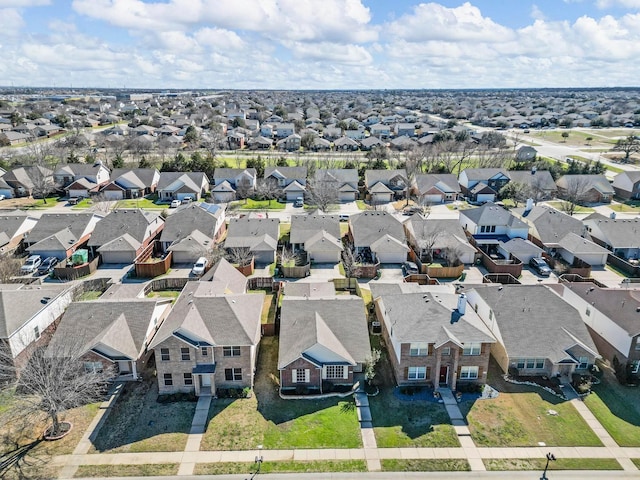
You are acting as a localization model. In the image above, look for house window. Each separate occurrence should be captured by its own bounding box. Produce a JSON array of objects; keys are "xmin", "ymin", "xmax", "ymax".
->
[
  {"xmin": 184, "ymin": 373, "xmax": 193, "ymax": 385},
  {"xmin": 33, "ymin": 326, "xmax": 40, "ymax": 339},
  {"xmin": 408, "ymin": 366, "xmax": 426, "ymax": 380},
  {"xmin": 225, "ymin": 368, "xmax": 242, "ymax": 381},
  {"xmin": 160, "ymin": 348, "xmax": 170, "ymax": 361},
  {"xmin": 460, "ymin": 366, "xmax": 479, "ymax": 379},
  {"xmin": 516, "ymin": 359, "xmax": 525, "ymax": 369},
  {"xmin": 181, "ymin": 348, "xmax": 190, "ymax": 361},
  {"xmin": 578, "ymin": 357, "xmax": 589, "ymax": 369},
  {"xmin": 223, "ymin": 346, "xmax": 241, "ymax": 357},
  {"xmin": 535, "ymin": 359, "xmax": 545, "ymax": 369},
  {"xmin": 632, "ymin": 361, "xmax": 640, "ymax": 374},
  {"xmin": 84, "ymin": 361, "xmax": 103, "ymax": 373},
  {"xmin": 480, "ymin": 226, "xmax": 486, "ymax": 233},
  {"xmin": 635, "ymin": 339, "xmax": 640, "ymax": 351},
  {"xmin": 526, "ymin": 359, "xmax": 535, "ymax": 369},
  {"xmin": 490, "ymin": 225, "xmax": 496, "ymax": 233},
  {"xmin": 441, "ymin": 347, "xmax": 451, "ymax": 356},
  {"xmin": 163, "ymin": 373, "xmax": 173, "ymax": 386},
  {"xmin": 409, "ymin": 343, "xmax": 429, "ymax": 356},
  {"xmin": 296, "ymin": 369, "xmax": 308, "ymax": 383},
  {"xmin": 325, "ymin": 365, "xmax": 345, "ymax": 379},
  {"xmin": 463, "ymin": 343, "xmax": 481, "ymax": 356},
  {"xmin": 201, "ymin": 347, "xmax": 208, "ymax": 356}
]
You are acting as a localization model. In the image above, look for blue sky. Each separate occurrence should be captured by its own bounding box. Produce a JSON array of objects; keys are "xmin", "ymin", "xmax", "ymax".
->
[{"xmin": 2, "ymin": 0, "xmax": 640, "ymax": 89}]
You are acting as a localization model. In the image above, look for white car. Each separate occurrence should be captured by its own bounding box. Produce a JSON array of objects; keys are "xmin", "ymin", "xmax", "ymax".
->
[
  {"xmin": 0, "ymin": 194, "xmax": 5, "ymax": 201},
  {"xmin": 170, "ymin": 199, "xmax": 182, "ymax": 208},
  {"xmin": 191, "ymin": 256, "xmax": 208, "ymax": 276},
  {"xmin": 21, "ymin": 255, "xmax": 42, "ymax": 274}
]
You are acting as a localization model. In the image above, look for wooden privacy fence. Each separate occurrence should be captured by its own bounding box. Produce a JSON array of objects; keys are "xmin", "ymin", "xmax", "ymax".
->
[{"xmin": 135, "ymin": 251, "xmax": 172, "ymax": 278}]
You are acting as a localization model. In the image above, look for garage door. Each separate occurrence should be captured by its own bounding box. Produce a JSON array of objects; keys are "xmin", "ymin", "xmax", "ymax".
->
[
  {"xmin": 213, "ymin": 192, "xmax": 235, "ymax": 203},
  {"xmin": 172, "ymin": 250, "xmax": 201, "ymax": 265},
  {"xmin": 339, "ymin": 192, "xmax": 356, "ymax": 202},
  {"xmin": 103, "ymin": 190, "xmax": 124, "ymax": 201},
  {"xmin": 376, "ymin": 252, "xmax": 407, "ymax": 264},
  {"xmin": 310, "ymin": 251, "xmax": 340, "ymax": 263},
  {"xmin": 286, "ymin": 191, "xmax": 303, "ymax": 201},
  {"xmin": 422, "ymin": 194, "xmax": 442, "ymax": 205},
  {"xmin": 476, "ymin": 193, "xmax": 496, "ymax": 203},
  {"xmin": 577, "ymin": 253, "xmax": 608, "ymax": 266},
  {"xmin": 101, "ymin": 250, "xmax": 135, "ymax": 264}
]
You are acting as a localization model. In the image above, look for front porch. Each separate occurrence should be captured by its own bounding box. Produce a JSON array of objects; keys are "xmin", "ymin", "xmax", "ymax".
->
[{"xmin": 193, "ymin": 364, "xmax": 216, "ymax": 397}]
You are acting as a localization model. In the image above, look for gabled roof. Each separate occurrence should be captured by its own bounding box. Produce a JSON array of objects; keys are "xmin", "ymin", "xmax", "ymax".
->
[
  {"xmin": 211, "ymin": 180, "xmax": 235, "ymax": 192},
  {"xmin": 414, "ymin": 174, "xmax": 461, "ymax": 195},
  {"xmin": 282, "ymin": 282, "xmax": 336, "ymax": 299},
  {"xmin": 97, "ymin": 233, "xmax": 141, "ymax": 253},
  {"xmin": 314, "ymin": 169, "xmax": 358, "ymax": 186},
  {"xmin": 350, "ymin": 211, "xmax": 406, "ymax": 248},
  {"xmin": 283, "ymin": 180, "xmax": 305, "ymax": 192},
  {"xmin": 160, "ymin": 203, "xmax": 221, "ymax": 244},
  {"xmin": 111, "ymin": 168, "xmax": 159, "ymax": 188},
  {"xmin": 88, "ymin": 209, "xmax": 162, "ymax": 247},
  {"xmin": 3, "ymin": 165, "xmax": 52, "ymax": 189},
  {"xmin": 506, "ymin": 170, "xmax": 556, "ymax": 191},
  {"xmin": 461, "ymin": 168, "xmax": 508, "ymax": 181},
  {"xmin": 27, "ymin": 213, "xmax": 102, "ymax": 244},
  {"xmin": 0, "ymin": 210, "xmax": 36, "ymax": 245},
  {"xmin": 55, "ymin": 162, "xmax": 108, "ymax": 177},
  {"xmin": 556, "ymin": 174, "xmax": 615, "ymax": 195},
  {"xmin": 224, "ymin": 217, "xmax": 279, "ymax": 252},
  {"xmin": 278, "ymin": 298, "xmax": 370, "ymax": 369},
  {"xmin": 48, "ymin": 299, "xmax": 166, "ymax": 360},
  {"xmin": 583, "ymin": 213, "xmax": 640, "ymax": 248},
  {"xmin": 472, "ymin": 284, "xmax": 598, "ymax": 363},
  {"xmin": 166, "ymin": 229, "xmax": 212, "ymax": 252},
  {"xmin": 405, "ymin": 217, "xmax": 475, "ymax": 254},
  {"xmin": 370, "ymin": 234, "xmax": 409, "ymax": 253},
  {"xmin": 199, "ymin": 257, "xmax": 247, "ymax": 294},
  {"xmin": 149, "ymin": 282, "xmax": 263, "ymax": 349},
  {"xmin": 28, "ymin": 227, "xmax": 79, "ymax": 252},
  {"xmin": 0, "ymin": 284, "xmax": 68, "ymax": 338},
  {"xmin": 264, "ymin": 166, "xmax": 307, "ymax": 180},
  {"xmin": 213, "ymin": 168, "xmax": 256, "ymax": 180},
  {"xmin": 290, "ymin": 213, "xmax": 340, "ymax": 245},
  {"xmin": 512, "ymin": 205, "xmax": 584, "ymax": 246},
  {"xmin": 157, "ymin": 171, "xmax": 209, "ymax": 192},
  {"xmin": 364, "ymin": 169, "xmax": 407, "ymax": 188},
  {"xmin": 557, "ymin": 232, "xmax": 609, "ymax": 255},
  {"xmin": 461, "ymin": 203, "xmax": 528, "ymax": 229},
  {"xmin": 305, "ymin": 230, "xmax": 343, "ymax": 252}
]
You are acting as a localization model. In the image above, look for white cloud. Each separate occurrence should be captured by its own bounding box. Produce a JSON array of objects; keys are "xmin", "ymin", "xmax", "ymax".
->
[
  {"xmin": 530, "ymin": 5, "xmax": 546, "ymax": 21},
  {"xmin": 284, "ymin": 41, "xmax": 373, "ymax": 65},
  {"xmin": 596, "ymin": 0, "xmax": 640, "ymax": 8},
  {"xmin": 0, "ymin": 0, "xmax": 49, "ymax": 6},
  {"xmin": 0, "ymin": 8, "xmax": 24, "ymax": 36}
]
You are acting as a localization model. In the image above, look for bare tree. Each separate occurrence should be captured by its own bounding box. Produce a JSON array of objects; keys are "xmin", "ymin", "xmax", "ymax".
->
[
  {"xmin": 306, "ymin": 177, "xmax": 339, "ymax": 212},
  {"xmin": 255, "ymin": 179, "xmax": 282, "ymax": 206},
  {"xmin": 559, "ymin": 176, "xmax": 591, "ymax": 216},
  {"xmin": 441, "ymin": 245, "xmax": 463, "ymax": 267},
  {"xmin": 0, "ymin": 337, "xmax": 115, "ymax": 440},
  {"xmin": 612, "ymin": 135, "xmax": 640, "ymax": 163},
  {"xmin": 0, "ymin": 254, "xmax": 22, "ymax": 282},
  {"xmin": 226, "ymin": 247, "xmax": 254, "ymax": 267},
  {"xmin": 341, "ymin": 243, "xmax": 361, "ymax": 287},
  {"xmin": 498, "ymin": 181, "xmax": 531, "ymax": 207},
  {"xmin": 89, "ymin": 192, "xmax": 116, "ymax": 214},
  {"xmin": 28, "ymin": 166, "xmax": 55, "ymax": 203}
]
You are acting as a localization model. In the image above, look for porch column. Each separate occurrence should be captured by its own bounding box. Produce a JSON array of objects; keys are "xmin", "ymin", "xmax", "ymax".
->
[
  {"xmin": 451, "ymin": 348, "xmax": 460, "ymax": 391},
  {"xmin": 131, "ymin": 361, "xmax": 138, "ymax": 380},
  {"xmin": 433, "ymin": 354, "xmax": 441, "ymax": 388}
]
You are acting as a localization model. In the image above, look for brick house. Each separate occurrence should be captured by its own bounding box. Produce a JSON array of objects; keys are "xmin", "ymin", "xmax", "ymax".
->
[
  {"xmin": 372, "ymin": 284, "xmax": 495, "ymax": 390},
  {"xmin": 278, "ymin": 297, "xmax": 370, "ymax": 395},
  {"xmin": 149, "ymin": 281, "xmax": 264, "ymax": 396}
]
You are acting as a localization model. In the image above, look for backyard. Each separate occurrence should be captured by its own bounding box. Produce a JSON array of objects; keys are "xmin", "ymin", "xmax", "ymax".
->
[
  {"xmin": 459, "ymin": 359, "xmax": 602, "ymax": 447},
  {"xmin": 583, "ymin": 371, "xmax": 640, "ymax": 446},
  {"xmin": 199, "ymin": 336, "xmax": 361, "ymax": 451}
]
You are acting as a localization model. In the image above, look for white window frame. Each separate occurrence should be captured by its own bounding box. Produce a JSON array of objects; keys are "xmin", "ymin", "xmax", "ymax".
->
[
  {"xmin": 33, "ymin": 325, "xmax": 40, "ymax": 340},
  {"xmin": 184, "ymin": 373, "xmax": 193, "ymax": 385},
  {"xmin": 632, "ymin": 361, "xmax": 640, "ymax": 374},
  {"xmin": 460, "ymin": 366, "xmax": 479, "ymax": 379},
  {"xmin": 160, "ymin": 348, "xmax": 170, "ymax": 361},
  {"xmin": 409, "ymin": 343, "xmax": 429, "ymax": 356},
  {"xmin": 163, "ymin": 373, "xmax": 173, "ymax": 386},
  {"xmin": 84, "ymin": 361, "xmax": 103, "ymax": 373},
  {"xmin": 463, "ymin": 343, "xmax": 481, "ymax": 356},
  {"xmin": 408, "ymin": 366, "xmax": 426, "ymax": 380},
  {"xmin": 325, "ymin": 365, "xmax": 345, "ymax": 379},
  {"xmin": 181, "ymin": 347, "xmax": 190, "ymax": 361},
  {"xmin": 441, "ymin": 347, "xmax": 451, "ymax": 356},
  {"xmin": 223, "ymin": 346, "xmax": 241, "ymax": 357},
  {"xmin": 578, "ymin": 357, "xmax": 589, "ymax": 369}
]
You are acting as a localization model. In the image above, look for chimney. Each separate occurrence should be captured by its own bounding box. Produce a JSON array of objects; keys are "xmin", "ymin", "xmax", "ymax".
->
[
  {"xmin": 457, "ymin": 293, "xmax": 466, "ymax": 315},
  {"xmin": 525, "ymin": 198, "xmax": 534, "ymax": 212}
]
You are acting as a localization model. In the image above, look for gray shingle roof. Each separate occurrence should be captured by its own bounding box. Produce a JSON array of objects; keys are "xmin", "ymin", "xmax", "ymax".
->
[
  {"xmin": 364, "ymin": 169, "xmax": 407, "ymax": 188},
  {"xmin": 160, "ymin": 203, "xmax": 221, "ymax": 244},
  {"xmin": 157, "ymin": 171, "xmax": 209, "ymax": 192},
  {"xmin": 282, "ymin": 282, "xmax": 336, "ymax": 299},
  {"xmin": 314, "ymin": 169, "xmax": 358, "ymax": 186},
  {"xmin": 349, "ymin": 211, "xmax": 406, "ymax": 248},
  {"xmin": 28, "ymin": 213, "xmax": 102, "ymax": 244},
  {"xmin": 583, "ymin": 213, "xmax": 640, "ymax": 248},
  {"xmin": 278, "ymin": 297, "xmax": 370, "ymax": 369},
  {"xmin": 556, "ymin": 174, "xmax": 615, "ymax": 195},
  {"xmin": 0, "ymin": 211, "xmax": 33, "ymax": 246},
  {"xmin": 0, "ymin": 283, "xmax": 68, "ymax": 338},
  {"xmin": 405, "ymin": 217, "xmax": 475, "ymax": 254},
  {"xmin": 290, "ymin": 213, "xmax": 340, "ymax": 245},
  {"xmin": 461, "ymin": 203, "xmax": 529, "ymax": 229},
  {"xmin": 557, "ymin": 232, "xmax": 609, "ymax": 255},
  {"xmin": 506, "ymin": 170, "xmax": 556, "ymax": 191},
  {"xmin": 414, "ymin": 174, "xmax": 461, "ymax": 195},
  {"xmin": 199, "ymin": 258, "xmax": 247, "ymax": 294},
  {"xmin": 224, "ymin": 217, "xmax": 279, "ymax": 251},
  {"xmin": 264, "ymin": 166, "xmax": 307, "ymax": 180},
  {"xmin": 110, "ymin": 168, "xmax": 158, "ymax": 188},
  {"xmin": 88, "ymin": 209, "xmax": 162, "ymax": 247},
  {"xmin": 512, "ymin": 205, "xmax": 584, "ymax": 246},
  {"xmin": 461, "ymin": 168, "xmax": 508, "ymax": 181}
]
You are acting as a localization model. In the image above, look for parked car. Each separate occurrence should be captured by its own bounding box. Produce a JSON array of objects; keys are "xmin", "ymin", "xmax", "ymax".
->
[
  {"xmin": 21, "ymin": 255, "xmax": 42, "ymax": 274},
  {"xmin": 402, "ymin": 261, "xmax": 419, "ymax": 276},
  {"xmin": 294, "ymin": 197, "xmax": 304, "ymax": 207},
  {"xmin": 339, "ymin": 214, "xmax": 349, "ymax": 222},
  {"xmin": 191, "ymin": 256, "xmax": 208, "ymax": 276},
  {"xmin": 37, "ymin": 256, "xmax": 59, "ymax": 275},
  {"xmin": 181, "ymin": 196, "xmax": 193, "ymax": 205},
  {"xmin": 530, "ymin": 257, "xmax": 552, "ymax": 276},
  {"xmin": 170, "ymin": 199, "xmax": 182, "ymax": 208}
]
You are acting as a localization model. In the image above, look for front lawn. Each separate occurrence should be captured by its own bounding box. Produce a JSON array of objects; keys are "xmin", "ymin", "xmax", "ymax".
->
[
  {"xmin": 116, "ymin": 198, "xmax": 165, "ymax": 209},
  {"xmin": 369, "ymin": 344, "xmax": 458, "ymax": 448},
  {"xmin": 460, "ymin": 360, "xmax": 602, "ymax": 447},
  {"xmin": 610, "ymin": 201, "xmax": 640, "ymax": 213},
  {"xmin": 545, "ymin": 201, "xmax": 595, "ymax": 214},
  {"xmin": 356, "ymin": 200, "xmax": 369, "ymax": 210},
  {"xmin": 74, "ymin": 464, "xmax": 179, "ymax": 477},
  {"xmin": 30, "ymin": 196, "xmax": 62, "ymax": 208},
  {"xmin": 89, "ymin": 380, "xmax": 195, "ymax": 453},
  {"xmin": 583, "ymin": 373, "xmax": 640, "ymax": 446},
  {"xmin": 200, "ymin": 337, "xmax": 361, "ymax": 450},
  {"xmin": 484, "ymin": 458, "xmax": 621, "ymax": 471},
  {"xmin": 194, "ymin": 460, "xmax": 367, "ymax": 475},
  {"xmin": 239, "ymin": 198, "xmax": 286, "ymax": 210},
  {"xmin": 381, "ymin": 459, "xmax": 470, "ymax": 472}
]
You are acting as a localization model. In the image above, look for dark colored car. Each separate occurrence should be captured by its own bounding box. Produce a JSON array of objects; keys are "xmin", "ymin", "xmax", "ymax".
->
[
  {"xmin": 402, "ymin": 261, "xmax": 420, "ymax": 276},
  {"xmin": 529, "ymin": 257, "xmax": 552, "ymax": 276},
  {"xmin": 37, "ymin": 256, "xmax": 59, "ymax": 275}
]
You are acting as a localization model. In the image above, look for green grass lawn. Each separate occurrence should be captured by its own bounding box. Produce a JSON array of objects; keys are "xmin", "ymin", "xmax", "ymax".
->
[
  {"xmin": 381, "ymin": 459, "xmax": 470, "ymax": 472},
  {"xmin": 200, "ymin": 337, "xmax": 361, "ymax": 450},
  {"xmin": 610, "ymin": 201, "xmax": 640, "ymax": 213},
  {"xmin": 545, "ymin": 201, "xmax": 595, "ymax": 214},
  {"xmin": 460, "ymin": 360, "xmax": 602, "ymax": 447},
  {"xmin": 248, "ymin": 290, "xmax": 275, "ymax": 325},
  {"xmin": 484, "ymin": 458, "xmax": 622, "ymax": 471},
  {"xmin": 339, "ymin": 222, "xmax": 349, "ymax": 237},
  {"xmin": 583, "ymin": 373, "xmax": 640, "ymax": 446},
  {"xmin": 30, "ymin": 196, "xmax": 62, "ymax": 208},
  {"xmin": 369, "ymin": 346, "xmax": 458, "ymax": 448},
  {"xmin": 71, "ymin": 198, "xmax": 94, "ymax": 209},
  {"xmin": 194, "ymin": 460, "xmax": 367, "ymax": 475},
  {"xmin": 116, "ymin": 198, "xmax": 165, "ymax": 209},
  {"xmin": 356, "ymin": 200, "xmax": 369, "ymax": 210},
  {"xmin": 74, "ymin": 464, "xmax": 179, "ymax": 477},
  {"xmin": 239, "ymin": 198, "xmax": 286, "ymax": 210},
  {"xmin": 89, "ymin": 380, "xmax": 195, "ymax": 453},
  {"xmin": 145, "ymin": 290, "xmax": 180, "ymax": 302},
  {"xmin": 77, "ymin": 290, "xmax": 103, "ymax": 301},
  {"xmin": 279, "ymin": 223, "xmax": 291, "ymax": 241}
]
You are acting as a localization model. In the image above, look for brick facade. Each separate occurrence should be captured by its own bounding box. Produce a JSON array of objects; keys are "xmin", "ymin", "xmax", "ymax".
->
[{"xmin": 280, "ymin": 357, "xmax": 355, "ymax": 393}]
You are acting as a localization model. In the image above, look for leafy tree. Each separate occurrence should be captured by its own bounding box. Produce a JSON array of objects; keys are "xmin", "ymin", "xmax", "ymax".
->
[
  {"xmin": 138, "ymin": 156, "xmax": 151, "ymax": 169},
  {"xmin": 499, "ymin": 182, "xmax": 530, "ymax": 207},
  {"xmin": 301, "ymin": 132, "xmax": 316, "ymax": 151},
  {"xmin": 585, "ymin": 136, "xmax": 593, "ymax": 145},
  {"xmin": 246, "ymin": 156, "xmax": 265, "ymax": 178},
  {"xmin": 561, "ymin": 131, "xmax": 570, "ymax": 142},
  {"xmin": 111, "ymin": 154, "xmax": 124, "ymax": 169},
  {"xmin": 231, "ymin": 117, "xmax": 246, "ymax": 128},
  {"xmin": 612, "ymin": 135, "xmax": 640, "ymax": 163},
  {"xmin": 184, "ymin": 125, "xmax": 198, "ymax": 144},
  {"xmin": 276, "ymin": 156, "xmax": 288, "ymax": 167}
]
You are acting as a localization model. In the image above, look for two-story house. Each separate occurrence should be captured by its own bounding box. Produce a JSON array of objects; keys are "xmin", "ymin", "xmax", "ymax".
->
[
  {"xmin": 458, "ymin": 168, "xmax": 510, "ymax": 203},
  {"xmin": 211, "ymin": 168, "xmax": 257, "ymax": 202},
  {"xmin": 264, "ymin": 166, "xmax": 307, "ymax": 201},
  {"xmin": 0, "ymin": 210, "xmax": 39, "ymax": 254},
  {"xmin": 349, "ymin": 211, "xmax": 408, "ymax": 264},
  {"xmin": 556, "ymin": 174, "xmax": 614, "ymax": 204},
  {"xmin": 371, "ymin": 283, "xmax": 495, "ymax": 390},
  {"xmin": 364, "ymin": 169, "xmax": 408, "ymax": 204},
  {"xmin": 149, "ymin": 282, "xmax": 264, "ymax": 396},
  {"xmin": 54, "ymin": 161, "xmax": 110, "ymax": 197},
  {"xmin": 314, "ymin": 169, "xmax": 359, "ymax": 202},
  {"xmin": 289, "ymin": 212, "xmax": 343, "ymax": 263}
]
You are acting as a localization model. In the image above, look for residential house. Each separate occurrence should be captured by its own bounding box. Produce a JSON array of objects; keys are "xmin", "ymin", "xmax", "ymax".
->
[
  {"xmin": 53, "ymin": 161, "xmax": 110, "ymax": 194},
  {"xmin": 413, "ymin": 174, "xmax": 461, "ymax": 204},
  {"xmin": 282, "ymin": 282, "xmax": 336, "ymax": 299},
  {"xmin": 554, "ymin": 232, "xmax": 610, "ymax": 266},
  {"xmin": 224, "ymin": 217, "xmax": 279, "ymax": 265},
  {"xmin": 212, "ymin": 168, "xmax": 257, "ymax": 202},
  {"xmin": 289, "ymin": 213, "xmax": 343, "ymax": 263},
  {"xmin": 47, "ymin": 297, "xmax": 173, "ymax": 381},
  {"xmin": 1, "ymin": 166, "xmax": 53, "ymax": 198},
  {"xmin": 506, "ymin": 169, "xmax": 557, "ymax": 201},
  {"xmin": 25, "ymin": 212, "xmax": 103, "ymax": 260},
  {"xmin": 364, "ymin": 169, "xmax": 408, "ymax": 204},
  {"xmin": 466, "ymin": 284, "xmax": 599, "ymax": 378},
  {"xmin": 583, "ymin": 213, "xmax": 640, "ymax": 260},
  {"xmin": 370, "ymin": 123, "xmax": 391, "ymax": 139},
  {"xmin": 0, "ymin": 131, "xmax": 31, "ymax": 146},
  {"xmin": 460, "ymin": 203, "xmax": 529, "ymax": 241},
  {"xmin": 389, "ymin": 135, "xmax": 417, "ymax": 150},
  {"xmin": 404, "ymin": 216, "xmax": 476, "ymax": 265},
  {"xmin": 333, "ymin": 136, "xmax": 359, "ymax": 151},
  {"xmin": 199, "ymin": 257, "xmax": 248, "ymax": 293},
  {"xmin": 359, "ymin": 136, "xmax": 385, "ymax": 151},
  {"xmin": 395, "ymin": 123, "xmax": 416, "ymax": 137},
  {"xmin": 149, "ymin": 281, "xmax": 264, "ymax": 396},
  {"xmin": 87, "ymin": 209, "xmax": 164, "ymax": 264},
  {"xmin": 371, "ymin": 284, "xmax": 495, "ymax": 389},
  {"xmin": 512, "ymin": 203, "xmax": 586, "ymax": 251},
  {"xmin": 102, "ymin": 168, "xmax": 160, "ymax": 200},
  {"xmin": 276, "ymin": 133, "xmax": 301, "ymax": 151},
  {"xmin": 248, "ymin": 136, "xmax": 273, "ymax": 150},
  {"xmin": 161, "ymin": 203, "xmax": 226, "ymax": 264},
  {"xmin": 0, "ymin": 210, "xmax": 39, "ymax": 254},
  {"xmin": 458, "ymin": 168, "xmax": 510, "ymax": 203},
  {"xmin": 157, "ymin": 172, "xmax": 210, "ymax": 202},
  {"xmin": 551, "ymin": 283, "xmax": 640, "ymax": 373},
  {"xmin": 515, "ymin": 146, "xmax": 538, "ymax": 162},
  {"xmin": 497, "ymin": 238, "xmax": 544, "ymax": 264},
  {"xmin": 275, "ymin": 123, "xmax": 295, "ymax": 138},
  {"xmin": 612, "ymin": 171, "xmax": 640, "ymax": 200},
  {"xmin": 314, "ymin": 169, "xmax": 358, "ymax": 202},
  {"xmin": 349, "ymin": 211, "xmax": 408, "ymax": 264},
  {"xmin": 556, "ymin": 174, "xmax": 615, "ymax": 204},
  {"xmin": 278, "ymin": 297, "xmax": 370, "ymax": 395},
  {"xmin": 0, "ymin": 283, "xmax": 74, "ymax": 372},
  {"xmin": 264, "ymin": 166, "xmax": 307, "ymax": 201}
]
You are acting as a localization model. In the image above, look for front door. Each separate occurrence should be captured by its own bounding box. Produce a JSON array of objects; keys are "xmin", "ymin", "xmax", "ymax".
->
[
  {"xmin": 439, "ymin": 366, "xmax": 449, "ymax": 385},
  {"xmin": 200, "ymin": 374, "xmax": 211, "ymax": 387}
]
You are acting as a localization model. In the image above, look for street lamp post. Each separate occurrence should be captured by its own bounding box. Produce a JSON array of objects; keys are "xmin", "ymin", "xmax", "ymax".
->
[
  {"xmin": 540, "ymin": 452, "xmax": 556, "ymax": 480},
  {"xmin": 246, "ymin": 445, "xmax": 263, "ymax": 480}
]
